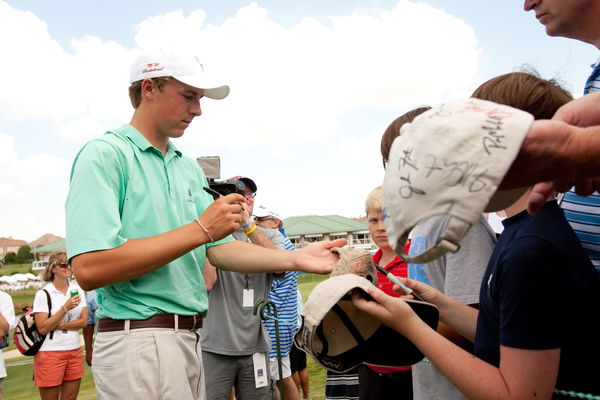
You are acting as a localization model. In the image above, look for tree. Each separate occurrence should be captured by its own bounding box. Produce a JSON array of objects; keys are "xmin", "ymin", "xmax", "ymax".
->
[
  {"xmin": 17, "ymin": 245, "xmax": 33, "ymax": 263},
  {"xmin": 3, "ymin": 252, "xmax": 17, "ymax": 264}
]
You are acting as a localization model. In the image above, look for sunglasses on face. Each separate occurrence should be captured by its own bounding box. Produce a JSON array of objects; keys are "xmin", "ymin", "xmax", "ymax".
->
[{"xmin": 56, "ymin": 263, "xmax": 71, "ymax": 269}]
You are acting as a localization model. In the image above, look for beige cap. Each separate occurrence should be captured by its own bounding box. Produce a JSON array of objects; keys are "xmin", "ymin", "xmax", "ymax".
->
[
  {"xmin": 294, "ymin": 274, "xmax": 439, "ymax": 373},
  {"xmin": 329, "ymin": 247, "xmax": 378, "ymax": 286}
]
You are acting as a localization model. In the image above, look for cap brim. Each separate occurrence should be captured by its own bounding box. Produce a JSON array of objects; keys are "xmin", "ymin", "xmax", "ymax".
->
[
  {"xmin": 175, "ymin": 76, "xmax": 230, "ymax": 100},
  {"xmin": 484, "ymin": 187, "xmax": 528, "ymax": 212}
]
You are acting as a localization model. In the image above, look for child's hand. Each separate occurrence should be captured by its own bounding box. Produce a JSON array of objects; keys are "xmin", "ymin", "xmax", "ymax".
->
[
  {"xmin": 351, "ymin": 286, "xmax": 418, "ymax": 335},
  {"xmin": 393, "ymin": 278, "xmax": 446, "ymax": 307}
]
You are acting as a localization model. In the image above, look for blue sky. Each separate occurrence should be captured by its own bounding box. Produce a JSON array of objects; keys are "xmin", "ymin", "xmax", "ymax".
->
[{"xmin": 0, "ymin": 0, "xmax": 598, "ymax": 242}]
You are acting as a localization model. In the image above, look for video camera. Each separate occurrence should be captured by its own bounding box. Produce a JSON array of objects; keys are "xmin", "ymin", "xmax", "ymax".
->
[{"xmin": 196, "ymin": 156, "xmax": 246, "ymax": 200}]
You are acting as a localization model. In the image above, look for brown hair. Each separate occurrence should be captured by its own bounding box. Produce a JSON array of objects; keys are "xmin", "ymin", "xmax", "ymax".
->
[
  {"xmin": 380, "ymin": 106, "xmax": 431, "ymax": 168},
  {"xmin": 42, "ymin": 250, "xmax": 68, "ymax": 282},
  {"xmin": 128, "ymin": 77, "xmax": 172, "ymax": 108},
  {"xmin": 471, "ymin": 71, "xmax": 573, "ymax": 120}
]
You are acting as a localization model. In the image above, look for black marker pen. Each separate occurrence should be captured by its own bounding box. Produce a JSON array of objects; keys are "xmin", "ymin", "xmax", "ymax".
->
[{"xmin": 374, "ymin": 264, "xmax": 425, "ymax": 302}]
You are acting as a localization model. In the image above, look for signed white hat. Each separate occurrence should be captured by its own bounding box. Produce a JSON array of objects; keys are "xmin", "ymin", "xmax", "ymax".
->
[{"xmin": 382, "ymin": 98, "xmax": 533, "ymax": 263}]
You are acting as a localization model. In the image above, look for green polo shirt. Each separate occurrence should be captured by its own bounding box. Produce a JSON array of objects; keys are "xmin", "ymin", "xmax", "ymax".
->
[{"xmin": 66, "ymin": 124, "xmax": 232, "ymax": 319}]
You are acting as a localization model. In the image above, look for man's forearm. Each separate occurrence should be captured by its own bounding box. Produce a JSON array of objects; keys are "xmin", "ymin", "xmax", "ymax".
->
[
  {"xmin": 208, "ymin": 241, "xmax": 295, "ymax": 273},
  {"xmin": 502, "ymin": 121, "xmax": 600, "ymax": 189},
  {"xmin": 72, "ymin": 193, "xmax": 246, "ymax": 290},
  {"xmin": 72, "ymin": 221, "xmax": 211, "ymax": 290}
]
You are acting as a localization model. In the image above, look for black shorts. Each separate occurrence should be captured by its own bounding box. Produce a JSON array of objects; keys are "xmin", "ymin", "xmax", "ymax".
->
[{"xmin": 289, "ymin": 343, "xmax": 307, "ymax": 373}]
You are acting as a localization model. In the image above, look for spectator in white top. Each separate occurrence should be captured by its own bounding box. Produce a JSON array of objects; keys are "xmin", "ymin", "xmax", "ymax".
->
[{"xmin": 33, "ymin": 250, "xmax": 87, "ymax": 400}]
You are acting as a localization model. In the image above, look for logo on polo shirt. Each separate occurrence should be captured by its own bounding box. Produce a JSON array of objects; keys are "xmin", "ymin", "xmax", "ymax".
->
[{"xmin": 187, "ymin": 188, "xmax": 195, "ymax": 203}]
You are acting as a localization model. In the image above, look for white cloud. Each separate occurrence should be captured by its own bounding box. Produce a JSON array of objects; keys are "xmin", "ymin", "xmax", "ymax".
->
[
  {"xmin": 0, "ymin": 0, "xmax": 479, "ymax": 150},
  {"xmin": 0, "ymin": 131, "xmax": 68, "ymax": 241},
  {"xmin": 0, "ymin": 3, "xmax": 131, "ymax": 145},
  {"xmin": 0, "ymin": 182, "xmax": 28, "ymax": 201},
  {"xmin": 0, "ymin": 133, "xmax": 18, "ymax": 167},
  {"xmin": 0, "ymin": 132, "xmax": 69, "ymax": 186},
  {"xmin": 128, "ymin": 1, "xmax": 481, "ymax": 150}
]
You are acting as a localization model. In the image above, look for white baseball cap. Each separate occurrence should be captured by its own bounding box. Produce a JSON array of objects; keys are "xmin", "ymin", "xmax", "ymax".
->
[
  {"xmin": 130, "ymin": 48, "xmax": 230, "ymax": 100},
  {"xmin": 382, "ymin": 98, "xmax": 533, "ymax": 263},
  {"xmin": 254, "ymin": 204, "xmax": 283, "ymax": 220}
]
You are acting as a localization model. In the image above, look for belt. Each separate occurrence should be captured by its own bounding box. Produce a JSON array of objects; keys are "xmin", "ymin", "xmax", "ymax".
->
[{"xmin": 98, "ymin": 314, "xmax": 204, "ymax": 333}]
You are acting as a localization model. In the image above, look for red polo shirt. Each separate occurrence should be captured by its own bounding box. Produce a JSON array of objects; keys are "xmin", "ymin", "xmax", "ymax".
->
[{"xmin": 368, "ymin": 240, "xmax": 412, "ymax": 374}]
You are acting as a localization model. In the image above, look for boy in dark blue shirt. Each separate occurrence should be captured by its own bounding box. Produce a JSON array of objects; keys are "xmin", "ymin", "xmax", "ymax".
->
[{"xmin": 355, "ymin": 71, "xmax": 600, "ymax": 399}]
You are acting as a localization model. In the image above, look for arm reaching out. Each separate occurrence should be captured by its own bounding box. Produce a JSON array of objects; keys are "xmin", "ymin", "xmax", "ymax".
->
[
  {"xmin": 207, "ymin": 238, "xmax": 347, "ymax": 275},
  {"xmin": 497, "ymin": 92, "xmax": 600, "ymax": 213},
  {"xmin": 352, "ymin": 286, "xmax": 560, "ymax": 400}
]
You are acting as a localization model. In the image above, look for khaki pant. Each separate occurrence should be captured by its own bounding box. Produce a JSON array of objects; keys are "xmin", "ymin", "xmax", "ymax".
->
[{"xmin": 92, "ymin": 327, "xmax": 205, "ymax": 400}]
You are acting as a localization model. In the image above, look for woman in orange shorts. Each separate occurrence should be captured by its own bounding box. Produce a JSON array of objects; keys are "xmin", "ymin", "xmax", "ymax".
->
[{"xmin": 33, "ymin": 251, "xmax": 87, "ymax": 400}]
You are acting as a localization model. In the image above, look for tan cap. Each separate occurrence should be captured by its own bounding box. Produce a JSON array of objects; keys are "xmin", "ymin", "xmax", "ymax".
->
[
  {"xmin": 294, "ymin": 274, "xmax": 439, "ymax": 373},
  {"xmin": 329, "ymin": 247, "xmax": 378, "ymax": 286}
]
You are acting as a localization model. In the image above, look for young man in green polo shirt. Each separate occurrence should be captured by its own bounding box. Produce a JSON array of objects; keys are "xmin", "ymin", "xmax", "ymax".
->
[{"xmin": 65, "ymin": 48, "xmax": 345, "ymax": 400}]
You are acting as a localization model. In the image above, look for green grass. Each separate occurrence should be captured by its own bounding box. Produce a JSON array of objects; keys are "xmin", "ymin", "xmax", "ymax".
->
[
  {"xmin": 0, "ymin": 263, "xmax": 33, "ymax": 276},
  {"xmin": 10, "ymin": 293, "xmax": 35, "ymax": 311},
  {"xmin": 297, "ymin": 272, "xmax": 329, "ymax": 301},
  {"xmin": 2, "ymin": 273, "xmax": 331, "ymax": 399},
  {"xmin": 307, "ymin": 356, "xmax": 327, "ymax": 400}
]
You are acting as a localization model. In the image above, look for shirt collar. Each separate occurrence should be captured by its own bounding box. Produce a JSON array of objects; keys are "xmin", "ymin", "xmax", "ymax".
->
[
  {"xmin": 372, "ymin": 248, "xmax": 383, "ymax": 264},
  {"xmin": 372, "ymin": 248, "xmax": 404, "ymax": 270},
  {"xmin": 46, "ymin": 281, "xmax": 64, "ymax": 294},
  {"xmin": 120, "ymin": 124, "xmax": 182, "ymax": 159}
]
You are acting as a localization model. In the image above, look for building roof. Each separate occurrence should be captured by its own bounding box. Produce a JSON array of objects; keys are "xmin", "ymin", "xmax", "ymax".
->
[
  {"xmin": 31, "ymin": 238, "xmax": 66, "ymax": 253},
  {"xmin": 30, "ymin": 233, "xmax": 63, "ymax": 249},
  {"xmin": 284, "ymin": 215, "xmax": 368, "ymax": 236},
  {"xmin": 0, "ymin": 237, "xmax": 28, "ymax": 247}
]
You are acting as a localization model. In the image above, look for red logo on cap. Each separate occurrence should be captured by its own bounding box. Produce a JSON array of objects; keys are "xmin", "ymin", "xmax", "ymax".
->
[{"xmin": 142, "ymin": 63, "xmax": 164, "ymax": 74}]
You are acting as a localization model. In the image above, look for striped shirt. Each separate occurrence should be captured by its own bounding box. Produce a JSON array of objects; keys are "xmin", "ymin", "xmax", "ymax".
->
[
  {"xmin": 561, "ymin": 57, "xmax": 600, "ymax": 271},
  {"xmin": 325, "ymin": 368, "xmax": 360, "ymax": 400},
  {"xmin": 264, "ymin": 230, "xmax": 299, "ymax": 358}
]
